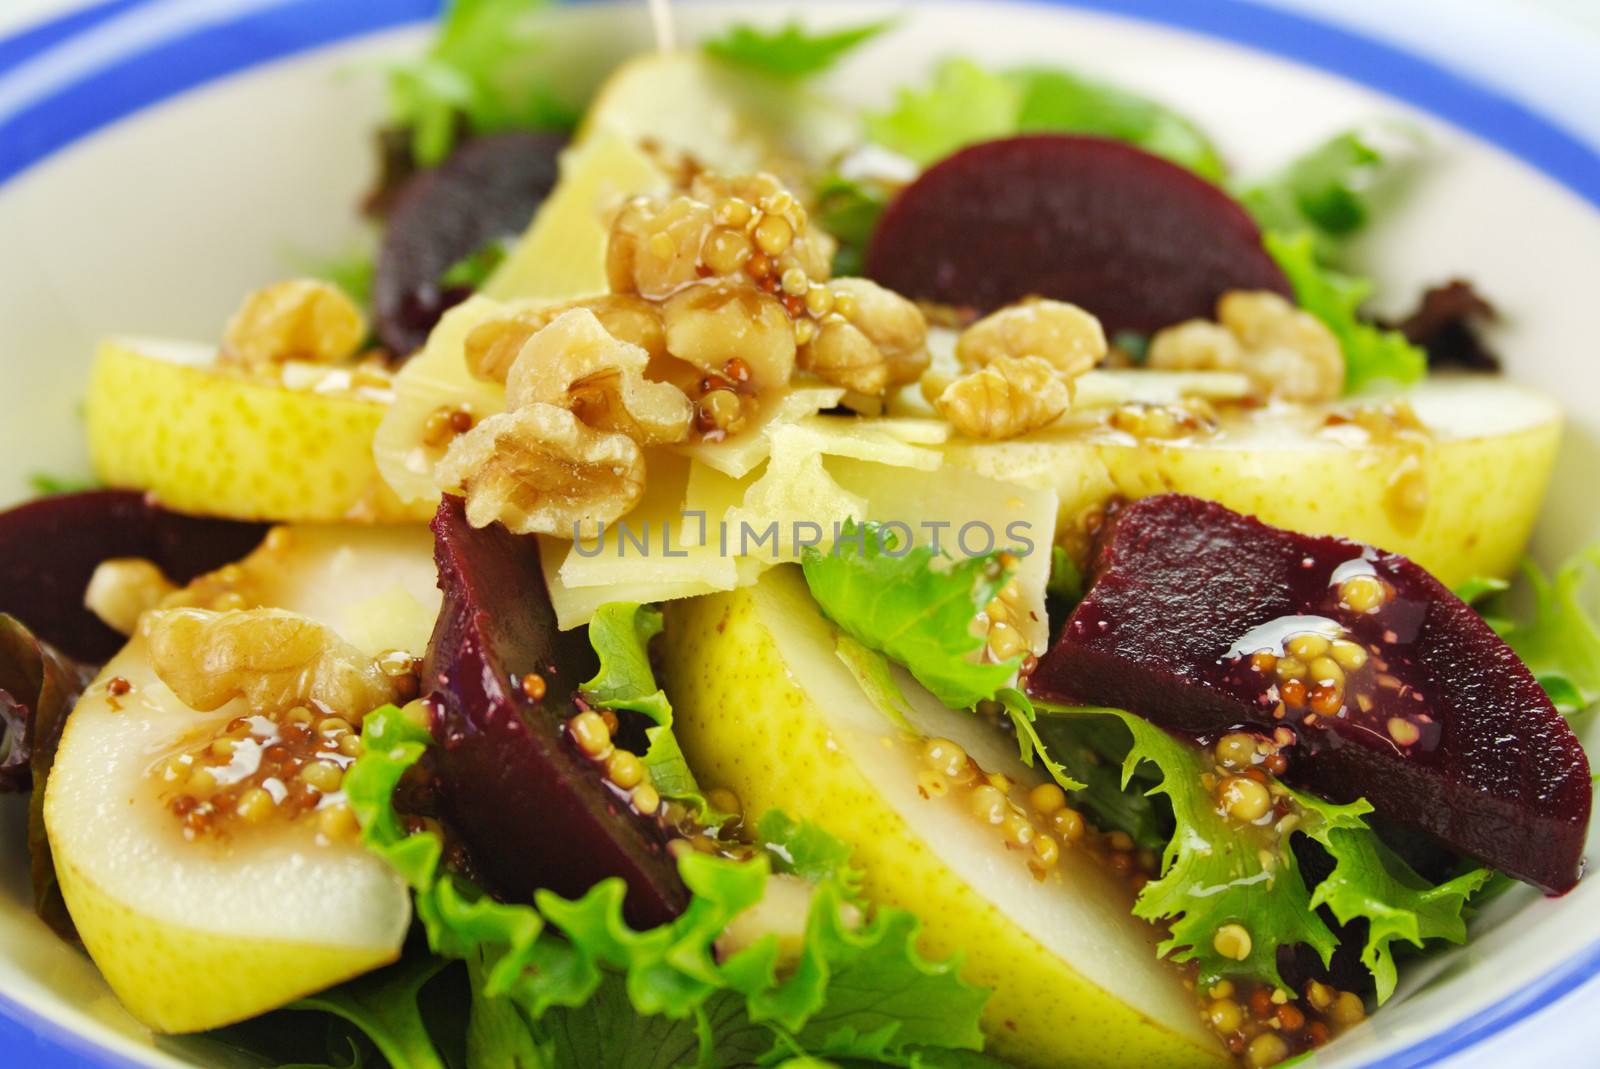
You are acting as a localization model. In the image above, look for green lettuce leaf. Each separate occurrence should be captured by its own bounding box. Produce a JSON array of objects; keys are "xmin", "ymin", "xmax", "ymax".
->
[
  {"xmin": 289, "ymin": 955, "xmax": 452, "ymax": 1069},
  {"xmin": 387, "ymin": 0, "xmax": 576, "ymax": 166},
  {"xmin": 799, "ymin": 521, "xmax": 1015, "ymax": 710},
  {"xmin": 1239, "ymin": 125, "xmax": 1420, "ymax": 261},
  {"xmin": 865, "ymin": 60, "xmax": 1017, "ymax": 168},
  {"xmin": 1307, "ymin": 824, "xmax": 1487, "ymax": 1002},
  {"xmin": 703, "ymin": 19, "xmax": 892, "ymax": 80},
  {"xmin": 341, "ymin": 705, "xmax": 990, "ymax": 1067},
  {"xmin": 1264, "ymin": 230, "xmax": 1427, "ymax": 394},
  {"xmin": 1009, "ymin": 68, "xmax": 1225, "ymax": 180},
  {"xmin": 581, "ymin": 602, "xmax": 704, "ymax": 800},
  {"xmin": 1456, "ymin": 546, "xmax": 1600, "ymax": 714},
  {"xmin": 813, "ymin": 175, "xmax": 890, "ymax": 277},
  {"xmin": 1035, "ymin": 704, "xmax": 1486, "ymax": 997},
  {"xmin": 865, "ymin": 59, "xmax": 1223, "ymax": 178},
  {"xmin": 801, "ymin": 523, "xmax": 1078, "ymax": 791}
]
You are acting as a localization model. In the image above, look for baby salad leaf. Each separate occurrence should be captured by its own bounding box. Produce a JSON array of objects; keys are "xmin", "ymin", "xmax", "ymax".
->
[
  {"xmin": 866, "ymin": 60, "xmax": 1017, "ymax": 168},
  {"xmin": 289, "ymin": 955, "xmax": 452, "ymax": 1069},
  {"xmin": 1035, "ymin": 704, "xmax": 1485, "ymax": 997},
  {"xmin": 802, "ymin": 523, "xmax": 1079, "ymax": 791},
  {"xmin": 1009, "ymin": 67, "xmax": 1225, "ymax": 180},
  {"xmin": 1240, "ymin": 125, "xmax": 1421, "ymax": 261},
  {"xmin": 703, "ymin": 19, "xmax": 893, "ymax": 80},
  {"xmin": 1458, "ymin": 546, "xmax": 1600, "ymax": 714},
  {"xmin": 866, "ymin": 59, "xmax": 1224, "ymax": 178},
  {"xmin": 342, "ymin": 705, "xmax": 990, "ymax": 1068},
  {"xmin": 1265, "ymin": 230, "xmax": 1427, "ymax": 394},
  {"xmin": 582, "ymin": 602, "xmax": 703, "ymax": 801},
  {"xmin": 387, "ymin": 0, "xmax": 576, "ymax": 166},
  {"xmin": 813, "ymin": 175, "xmax": 891, "ymax": 277},
  {"xmin": 0, "ymin": 614, "xmax": 96, "ymax": 940},
  {"xmin": 1307, "ymin": 824, "xmax": 1488, "ymax": 1003},
  {"xmin": 800, "ymin": 521, "xmax": 1015, "ymax": 710}
]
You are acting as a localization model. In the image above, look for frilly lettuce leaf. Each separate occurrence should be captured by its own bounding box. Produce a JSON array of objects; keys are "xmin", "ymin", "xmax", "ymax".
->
[
  {"xmin": 340, "ymin": 704, "xmax": 990, "ymax": 1068},
  {"xmin": 1459, "ymin": 547, "xmax": 1600, "ymax": 715},
  {"xmin": 582, "ymin": 602, "xmax": 702, "ymax": 801},
  {"xmin": 289, "ymin": 955, "xmax": 451, "ymax": 1069},
  {"xmin": 1240, "ymin": 125, "xmax": 1422, "ymax": 261},
  {"xmin": 866, "ymin": 59, "xmax": 1223, "ymax": 179},
  {"xmin": 1035, "ymin": 704, "xmax": 1486, "ymax": 998},
  {"xmin": 703, "ymin": 19, "xmax": 892, "ymax": 80},
  {"xmin": 1264, "ymin": 230, "xmax": 1427, "ymax": 394},
  {"xmin": 800, "ymin": 523, "xmax": 1079, "ymax": 791},
  {"xmin": 800, "ymin": 521, "xmax": 1015, "ymax": 710},
  {"xmin": 1307, "ymin": 824, "xmax": 1488, "ymax": 1003},
  {"xmin": 387, "ymin": 0, "xmax": 576, "ymax": 166}
]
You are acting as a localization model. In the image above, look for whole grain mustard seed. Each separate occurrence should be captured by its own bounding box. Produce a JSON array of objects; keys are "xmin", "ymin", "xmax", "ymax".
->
[{"xmin": 1213, "ymin": 923, "xmax": 1253, "ymax": 961}]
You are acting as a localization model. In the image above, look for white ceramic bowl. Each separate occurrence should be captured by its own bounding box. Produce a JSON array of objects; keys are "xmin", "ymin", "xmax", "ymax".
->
[{"xmin": 1, "ymin": 2, "xmax": 1597, "ymax": 1066}]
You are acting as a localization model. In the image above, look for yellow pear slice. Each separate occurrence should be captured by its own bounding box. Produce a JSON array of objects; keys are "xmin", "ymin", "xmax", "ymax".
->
[
  {"xmin": 943, "ymin": 377, "xmax": 1560, "ymax": 587},
  {"xmin": 662, "ymin": 568, "xmax": 1227, "ymax": 1069},
  {"xmin": 579, "ymin": 51, "xmax": 859, "ymax": 179},
  {"xmin": 86, "ymin": 338, "xmax": 430, "ymax": 524},
  {"xmin": 45, "ymin": 526, "xmax": 439, "ymax": 1033}
]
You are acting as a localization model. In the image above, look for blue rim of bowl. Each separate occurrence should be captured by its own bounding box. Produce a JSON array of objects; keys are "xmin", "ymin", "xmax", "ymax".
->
[{"xmin": 0, "ymin": 0, "xmax": 1597, "ymax": 1066}]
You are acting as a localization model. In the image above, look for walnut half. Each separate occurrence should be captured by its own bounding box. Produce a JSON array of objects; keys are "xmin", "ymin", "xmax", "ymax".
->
[
  {"xmin": 935, "ymin": 355, "xmax": 1070, "ymax": 439},
  {"xmin": 1148, "ymin": 290, "xmax": 1343, "ymax": 402},
  {"xmin": 222, "ymin": 279, "xmax": 367, "ymax": 367},
  {"xmin": 433, "ymin": 402, "xmax": 645, "ymax": 539},
  {"xmin": 956, "ymin": 298, "xmax": 1105, "ymax": 379},
  {"xmin": 504, "ymin": 308, "xmax": 692, "ymax": 446},
  {"xmin": 798, "ymin": 278, "xmax": 929, "ymax": 396},
  {"xmin": 144, "ymin": 607, "xmax": 401, "ymax": 716}
]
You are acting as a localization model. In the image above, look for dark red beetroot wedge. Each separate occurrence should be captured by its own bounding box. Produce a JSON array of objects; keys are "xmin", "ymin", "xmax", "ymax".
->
[
  {"xmin": 865, "ymin": 135, "xmax": 1290, "ymax": 333},
  {"xmin": 374, "ymin": 131, "xmax": 566, "ymax": 356},
  {"xmin": 0, "ymin": 490, "xmax": 266, "ymax": 663},
  {"xmin": 1029, "ymin": 494, "xmax": 1590, "ymax": 893},
  {"xmin": 424, "ymin": 496, "xmax": 688, "ymax": 926}
]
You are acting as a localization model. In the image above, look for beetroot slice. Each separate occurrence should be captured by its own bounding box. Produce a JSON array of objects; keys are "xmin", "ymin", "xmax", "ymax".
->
[
  {"xmin": 1029, "ymin": 494, "xmax": 1590, "ymax": 894},
  {"xmin": 423, "ymin": 496, "xmax": 688, "ymax": 926},
  {"xmin": 373, "ymin": 132, "xmax": 566, "ymax": 356},
  {"xmin": 865, "ymin": 135, "xmax": 1290, "ymax": 333},
  {"xmin": 0, "ymin": 490, "xmax": 266, "ymax": 663}
]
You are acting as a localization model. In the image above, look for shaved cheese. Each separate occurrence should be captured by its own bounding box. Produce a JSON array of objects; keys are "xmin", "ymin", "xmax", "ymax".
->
[{"xmin": 674, "ymin": 386, "xmax": 845, "ymax": 477}]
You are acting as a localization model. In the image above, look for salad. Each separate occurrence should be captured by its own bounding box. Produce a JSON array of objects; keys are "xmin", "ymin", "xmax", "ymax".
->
[{"xmin": 0, "ymin": 4, "xmax": 1595, "ymax": 1069}]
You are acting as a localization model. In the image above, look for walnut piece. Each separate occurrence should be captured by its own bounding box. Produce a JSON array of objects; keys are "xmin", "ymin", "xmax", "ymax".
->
[
  {"xmin": 144, "ymin": 607, "xmax": 401, "ymax": 715},
  {"xmin": 607, "ymin": 196, "xmax": 719, "ymax": 299},
  {"xmin": 798, "ymin": 278, "xmax": 929, "ymax": 395},
  {"xmin": 434, "ymin": 402, "xmax": 645, "ymax": 538},
  {"xmin": 956, "ymin": 299, "xmax": 1105, "ymax": 379},
  {"xmin": 606, "ymin": 171, "xmax": 833, "ymax": 303},
  {"xmin": 831, "ymin": 278, "xmax": 929, "ymax": 386},
  {"xmin": 222, "ymin": 279, "xmax": 366, "ymax": 366},
  {"xmin": 801, "ymin": 317, "xmax": 887, "ymax": 395},
  {"xmin": 662, "ymin": 281, "xmax": 797, "ymax": 390},
  {"xmin": 936, "ymin": 355, "xmax": 1070, "ymax": 439},
  {"xmin": 1145, "ymin": 320, "xmax": 1244, "ymax": 372},
  {"xmin": 504, "ymin": 308, "xmax": 692, "ymax": 445},
  {"xmin": 1148, "ymin": 290, "xmax": 1343, "ymax": 402},
  {"xmin": 465, "ymin": 294, "xmax": 666, "ymax": 383},
  {"xmin": 84, "ymin": 558, "xmax": 177, "ymax": 635},
  {"xmin": 1218, "ymin": 291, "xmax": 1343, "ymax": 402}
]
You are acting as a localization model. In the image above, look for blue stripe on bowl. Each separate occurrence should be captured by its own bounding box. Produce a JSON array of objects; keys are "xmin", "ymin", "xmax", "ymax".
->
[
  {"xmin": 0, "ymin": 0, "xmax": 153, "ymax": 80},
  {"xmin": 0, "ymin": 2, "xmax": 1596, "ymax": 1068}
]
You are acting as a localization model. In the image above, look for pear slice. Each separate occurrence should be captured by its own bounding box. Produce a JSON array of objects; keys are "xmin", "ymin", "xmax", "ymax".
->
[
  {"xmin": 662, "ymin": 568, "xmax": 1227, "ymax": 1069},
  {"xmin": 579, "ymin": 51, "xmax": 859, "ymax": 181},
  {"xmin": 944, "ymin": 376, "xmax": 1560, "ymax": 587},
  {"xmin": 86, "ymin": 338, "xmax": 431, "ymax": 524},
  {"xmin": 44, "ymin": 525, "xmax": 440, "ymax": 1033}
]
